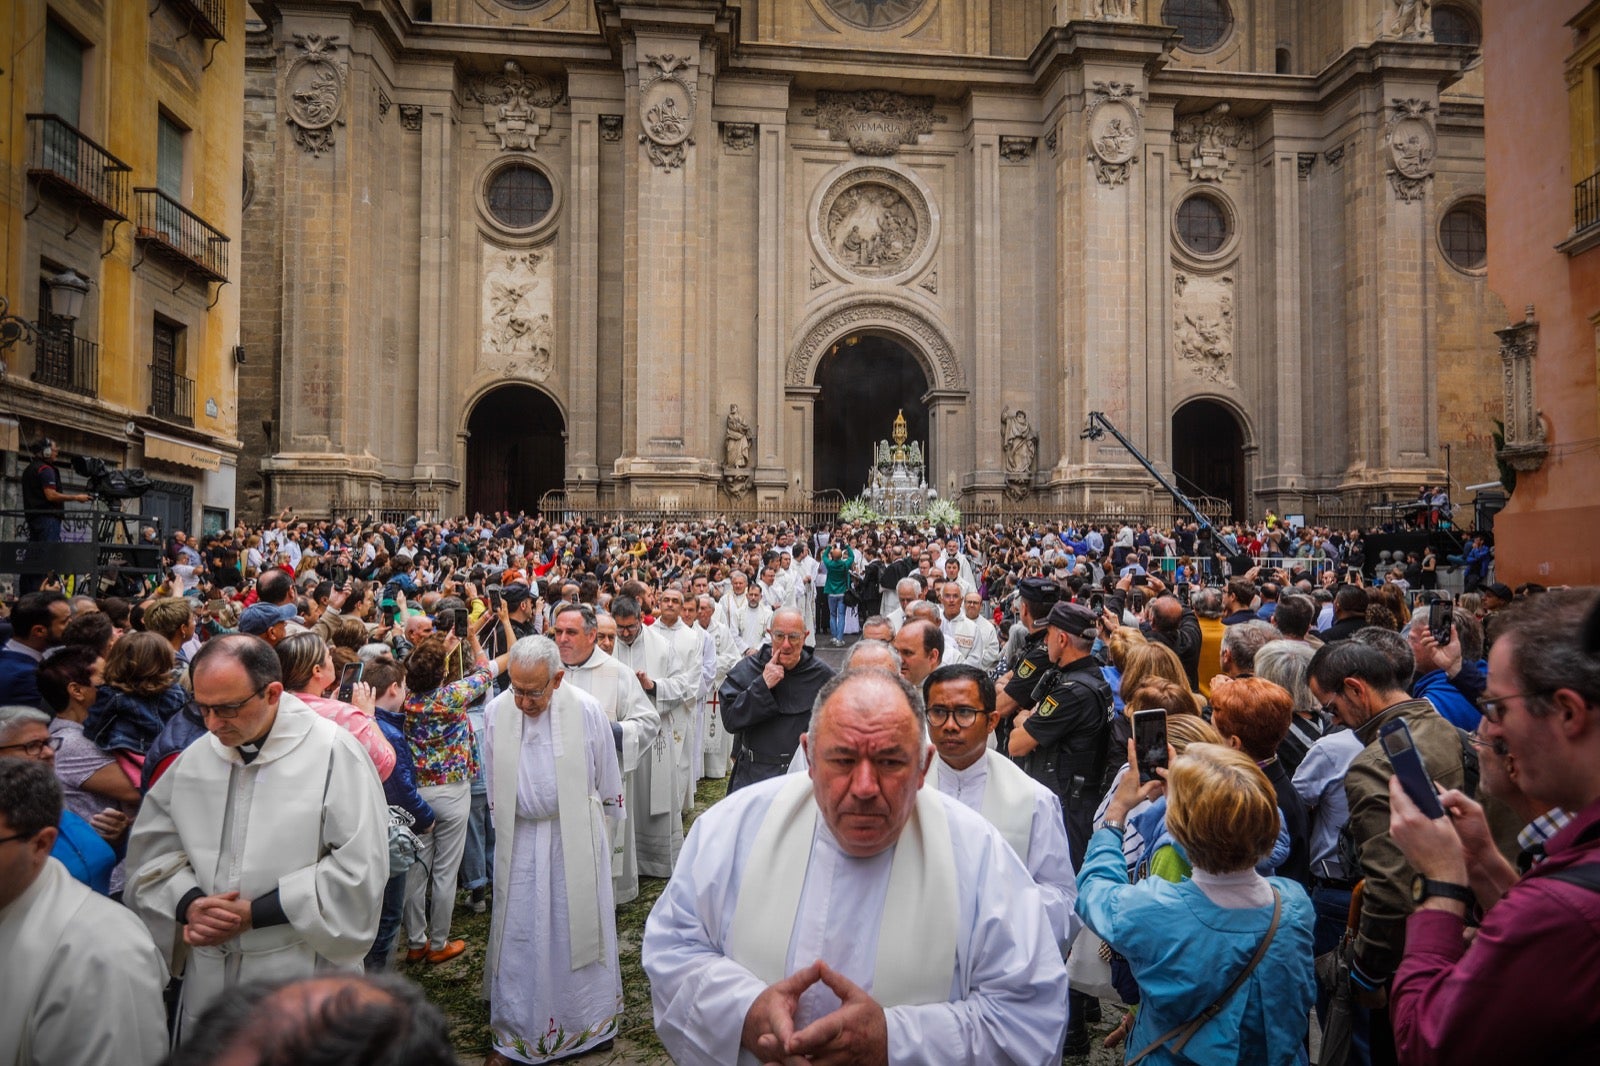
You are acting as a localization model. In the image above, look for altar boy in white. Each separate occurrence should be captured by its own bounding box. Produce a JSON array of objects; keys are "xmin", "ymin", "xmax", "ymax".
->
[
  {"xmin": 643, "ymin": 669, "xmax": 1069, "ymax": 1066},
  {"xmin": 483, "ymin": 636, "xmax": 623, "ymax": 1065}
]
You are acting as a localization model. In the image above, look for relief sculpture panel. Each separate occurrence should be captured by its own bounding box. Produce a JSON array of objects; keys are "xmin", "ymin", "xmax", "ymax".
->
[
  {"xmin": 815, "ymin": 167, "xmax": 932, "ymax": 281},
  {"xmin": 481, "ymin": 242, "xmax": 555, "ymax": 382},
  {"xmin": 1173, "ymin": 271, "xmax": 1234, "ymax": 384}
]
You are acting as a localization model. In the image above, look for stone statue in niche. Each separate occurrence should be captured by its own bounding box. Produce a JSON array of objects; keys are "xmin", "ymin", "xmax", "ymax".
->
[
  {"xmin": 482, "ymin": 247, "xmax": 554, "ymax": 380},
  {"xmin": 1002, "ymin": 408, "xmax": 1038, "ymax": 499},
  {"xmin": 1173, "ymin": 271, "xmax": 1235, "ymax": 383},
  {"xmin": 724, "ymin": 404, "xmax": 752, "ymax": 469},
  {"xmin": 1087, "ymin": 0, "xmax": 1137, "ymax": 23},
  {"xmin": 826, "ymin": 184, "xmax": 919, "ymax": 275},
  {"xmin": 1382, "ymin": 0, "xmax": 1432, "ymax": 40}
]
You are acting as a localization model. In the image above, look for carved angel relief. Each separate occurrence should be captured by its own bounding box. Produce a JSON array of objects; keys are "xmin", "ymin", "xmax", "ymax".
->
[
  {"xmin": 481, "ymin": 244, "xmax": 555, "ymax": 381},
  {"xmin": 1173, "ymin": 271, "xmax": 1235, "ymax": 383}
]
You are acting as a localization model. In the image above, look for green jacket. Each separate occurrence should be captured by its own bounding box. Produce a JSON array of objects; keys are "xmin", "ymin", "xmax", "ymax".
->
[{"xmin": 1343, "ymin": 698, "xmax": 1470, "ymax": 982}]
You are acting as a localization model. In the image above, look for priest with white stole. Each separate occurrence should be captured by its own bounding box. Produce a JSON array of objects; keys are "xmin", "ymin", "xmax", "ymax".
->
[
  {"xmin": 125, "ymin": 635, "xmax": 389, "ymax": 1042},
  {"xmin": 731, "ymin": 581, "xmax": 773, "ymax": 657},
  {"xmin": 715, "ymin": 570, "xmax": 751, "ymax": 639},
  {"xmin": 550, "ymin": 603, "xmax": 660, "ymax": 905},
  {"xmin": 962, "ymin": 590, "xmax": 1002, "ymax": 673},
  {"xmin": 644, "ymin": 669, "xmax": 1070, "ymax": 1066},
  {"xmin": 648, "ymin": 585, "xmax": 713, "ymax": 812},
  {"xmin": 695, "ymin": 593, "xmax": 741, "ymax": 779},
  {"xmin": 936, "ymin": 582, "xmax": 979, "ymax": 667},
  {"xmin": 0, "ymin": 760, "xmax": 168, "ymax": 1066},
  {"xmin": 921, "ymin": 663, "xmax": 1080, "ymax": 951},
  {"xmin": 609, "ymin": 594, "xmax": 699, "ymax": 879},
  {"xmin": 482, "ymin": 636, "xmax": 624, "ymax": 1066}
]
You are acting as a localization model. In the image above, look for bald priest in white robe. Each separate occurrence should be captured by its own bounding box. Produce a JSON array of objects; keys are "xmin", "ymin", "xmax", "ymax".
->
[
  {"xmin": 0, "ymin": 760, "xmax": 168, "ymax": 1066},
  {"xmin": 483, "ymin": 637, "xmax": 624, "ymax": 1065},
  {"xmin": 643, "ymin": 669, "xmax": 1069, "ymax": 1066},
  {"xmin": 550, "ymin": 603, "xmax": 661, "ymax": 905},
  {"xmin": 126, "ymin": 635, "xmax": 389, "ymax": 1040}
]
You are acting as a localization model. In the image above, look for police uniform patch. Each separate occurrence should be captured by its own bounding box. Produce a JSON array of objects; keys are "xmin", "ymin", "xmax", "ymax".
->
[
  {"xmin": 1037, "ymin": 696, "xmax": 1058, "ymax": 718},
  {"xmin": 1017, "ymin": 660, "xmax": 1036, "ymax": 679}
]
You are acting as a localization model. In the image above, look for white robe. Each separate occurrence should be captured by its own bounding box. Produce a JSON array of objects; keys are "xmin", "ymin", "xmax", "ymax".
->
[
  {"xmin": 643, "ymin": 775, "xmax": 1069, "ymax": 1066},
  {"xmin": 932, "ymin": 750, "xmax": 1081, "ymax": 950},
  {"xmin": 126, "ymin": 697, "xmax": 389, "ymax": 1039},
  {"xmin": 683, "ymin": 620, "xmax": 719, "ymax": 803},
  {"xmin": 562, "ymin": 647, "xmax": 660, "ymax": 904},
  {"xmin": 651, "ymin": 616, "xmax": 711, "ymax": 811},
  {"xmin": 612, "ymin": 625, "xmax": 699, "ymax": 878},
  {"xmin": 698, "ymin": 618, "xmax": 742, "ymax": 778},
  {"xmin": 790, "ymin": 555, "xmax": 820, "ymax": 646},
  {"xmin": 483, "ymin": 687, "xmax": 624, "ymax": 1063},
  {"xmin": 938, "ymin": 613, "xmax": 979, "ymax": 665},
  {"xmin": 0, "ymin": 858, "xmax": 169, "ymax": 1066},
  {"xmin": 731, "ymin": 600, "xmax": 772, "ymax": 654},
  {"xmin": 965, "ymin": 615, "xmax": 1002, "ymax": 672}
]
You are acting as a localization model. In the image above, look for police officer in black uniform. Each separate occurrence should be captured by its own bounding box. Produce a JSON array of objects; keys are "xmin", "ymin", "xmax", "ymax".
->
[
  {"xmin": 993, "ymin": 577, "xmax": 1060, "ymax": 752},
  {"xmin": 1007, "ymin": 598, "xmax": 1114, "ymax": 1055}
]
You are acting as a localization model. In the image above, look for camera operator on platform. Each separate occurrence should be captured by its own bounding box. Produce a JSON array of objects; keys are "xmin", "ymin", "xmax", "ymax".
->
[{"xmin": 22, "ymin": 439, "xmax": 90, "ymax": 543}]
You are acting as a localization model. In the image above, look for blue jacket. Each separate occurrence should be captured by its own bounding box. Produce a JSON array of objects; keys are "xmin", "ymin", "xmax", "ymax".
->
[
  {"xmin": 142, "ymin": 702, "xmax": 209, "ymax": 792},
  {"xmin": 82, "ymin": 684, "xmax": 191, "ymax": 755},
  {"xmin": 0, "ymin": 647, "xmax": 46, "ymax": 710},
  {"xmin": 1414, "ymin": 668, "xmax": 1483, "ymax": 731},
  {"xmin": 1077, "ymin": 827, "xmax": 1316, "ymax": 1065},
  {"xmin": 377, "ymin": 707, "xmax": 435, "ymax": 832}
]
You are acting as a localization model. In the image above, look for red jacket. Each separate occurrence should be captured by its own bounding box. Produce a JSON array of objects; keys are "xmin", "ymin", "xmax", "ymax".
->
[{"xmin": 1390, "ymin": 797, "xmax": 1600, "ymax": 1065}]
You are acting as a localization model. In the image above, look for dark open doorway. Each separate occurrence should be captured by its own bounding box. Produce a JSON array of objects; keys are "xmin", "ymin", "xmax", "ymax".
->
[
  {"xmin": 813, "ymin": 333, "xmax": 930, "ymax": 498},
  {"xmin": 1171, "ymin": 399, "xmax": 1246, "ymax": 522},
  {"xmin": 466, "ymin": 386, "xmax": 565, "ymax": 517}
]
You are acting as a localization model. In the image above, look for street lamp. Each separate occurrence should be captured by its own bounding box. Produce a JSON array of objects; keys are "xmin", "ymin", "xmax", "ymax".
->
[{"xmin": 0, "ymin": 270, "xmax": 90, "ymax": 355}]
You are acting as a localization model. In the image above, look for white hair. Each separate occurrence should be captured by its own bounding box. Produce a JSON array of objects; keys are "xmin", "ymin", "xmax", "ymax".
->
[
  {"xmin": 508, "ymin": 635, "xmax": 562, "ymax": 677},
  {"xmin": 0, "ymin": 705, "xmax": 50, "ymax": 741}
]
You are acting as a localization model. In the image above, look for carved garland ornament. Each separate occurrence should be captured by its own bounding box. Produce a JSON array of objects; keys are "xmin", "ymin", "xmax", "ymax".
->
[
  {"xmin": 787, "ymin": 300, "xmax": 963, "ymax": 389},
  {"xmin": 638, "ymin": 53, "xmax": 696, "ymax": 172},
  {"xmin": 1174, "ymin": 104, "xmax": 1247, "ymax": 183},
  {"xmin": 817, "ymin": 167, "xmax": 931, "ymax": 281},
  {"xmin": 812, "ymin": 90, "xmax": 936, "ymax": 157},
  {"xmin": 285, "ymin": 34, "xmax": 346, "ymax": 157},
  {"xmin": 1086, "ymin": 81, "xmax": 1143, "ymax": 187},
  {"xmin": 1385, "ymin": 99, "xmax": 1436, "ymax": 203},
  {"xmin": 468, "ymin": 60, "xmax": 566, "ymax": 152}
]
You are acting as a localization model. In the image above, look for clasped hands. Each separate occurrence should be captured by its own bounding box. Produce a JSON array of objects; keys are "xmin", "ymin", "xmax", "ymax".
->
[
  {"xmin": 741, "ymin": 961, "xmax": 888, "ymax": 1066},
  {"xmin": 183, "ymin": 891, "xmax": 254, "ymax": 948}
]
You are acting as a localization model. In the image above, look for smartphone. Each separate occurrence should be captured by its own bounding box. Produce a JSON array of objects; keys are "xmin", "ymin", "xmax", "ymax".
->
[
  {"xmin": 1132, "ymin": 573, "xmax": 1148, "ymax": 587},
  {"xmin": 452, "ymin": 608, "xmax": 470, "ymax": 639},
  {"xmin": 1428, "ymin": 599, "xmax": 1453, "ymax": 647},
  {"xmin": 1177, "ymin": 584, "xmax": 1192, "ymax": 607},
  {"xmin": 1380, "ymin": 718, "xmax": 1445, "ymax": 819},
  {"xmin": 1133, "ymin": 709, "xmax": 1169, "ymax": 783},
  {"xmin": 336, "ymin": 660, "xmax": 363, "ymax": 703},
  {"xmin": 489, "ymin": 588, "xmax": 502, "ymax": 612},
  {"xmin": 381, "ymin": 603, "xmax": 398, "ymax": 625},
  {"xmin": 1089, "ymin": 592, "xmax": 1104, "ymax": 613}
]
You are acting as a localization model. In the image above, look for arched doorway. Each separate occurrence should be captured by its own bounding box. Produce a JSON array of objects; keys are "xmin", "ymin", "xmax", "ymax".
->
[
  {"xmin": 813, "ymin": 333, "xmax": 930, "ymax": 497},
  {"xmin": 1171, "ymin": 399, "xmax": 1247, "ymax": 522},
  {"xmin": 466, "ymin": 385, "xmax": 565, "ymax": 516}
]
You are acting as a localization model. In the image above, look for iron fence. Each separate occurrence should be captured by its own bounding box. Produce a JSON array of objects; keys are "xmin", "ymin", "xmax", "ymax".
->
[
  {"xmin": 25, "ymin": 114, "xmax": 131, "ymax": 221},
  {"xmin": 150, "ymin": 364, "xmax": 195, "ymax": 425},
  {"xmin": 134, "ymin": 187, "xmax": 229, "ymax": 282},
  {"xmin": 1577, "ymin": 167, "xmax": 1600, "ymax": 235},
  {"xmin": 31, "ymin": 330, "xmax": 98, "ymax": 397}
]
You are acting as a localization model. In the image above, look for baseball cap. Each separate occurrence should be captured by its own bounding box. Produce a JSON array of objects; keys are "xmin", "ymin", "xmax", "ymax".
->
[
  {"xmin": 239, "ymin": 602, "xmax": 299, "ymax": 635},
  {"xmin": 1045, "ymin": 601, "xmax": 1098, "ymax": 637}
]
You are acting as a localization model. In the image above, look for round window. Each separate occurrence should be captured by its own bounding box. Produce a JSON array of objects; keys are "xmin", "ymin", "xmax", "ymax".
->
[
  {"xmin": 485, "ymin": 163, "xmax": 553, "ymax": 231},
  {"xmin": 1176, "ymin": 194, "xmax": 1231, "ymax": 256},
  {"xmin": 1439, "ymin": 201, "xmax": 1487, "ymax": 272},
  {"xmin": 1431, "ymin": 5, "xmax": 1481, "ymax": 46},
  {"xmin": 1162, "ymin": 0, "xmax": 1234, "ymax": 52}
]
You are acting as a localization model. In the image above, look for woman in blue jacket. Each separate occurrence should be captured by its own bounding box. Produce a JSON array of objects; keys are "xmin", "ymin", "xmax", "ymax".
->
[{"xmin": 1078, "ymin": 740, "xmax": 1317, "ymax": 1065}]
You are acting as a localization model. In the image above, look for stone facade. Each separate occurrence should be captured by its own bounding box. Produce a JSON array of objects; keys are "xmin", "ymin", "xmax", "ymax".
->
[{"xmin": 238, "ymin": 0, "xmax": 1501, "ymax": 522}]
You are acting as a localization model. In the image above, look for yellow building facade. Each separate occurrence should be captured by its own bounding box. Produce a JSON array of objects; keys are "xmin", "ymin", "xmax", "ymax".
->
[{"xmin": 0, "ymin": 0, "xmax": 244, "ymax": 551}]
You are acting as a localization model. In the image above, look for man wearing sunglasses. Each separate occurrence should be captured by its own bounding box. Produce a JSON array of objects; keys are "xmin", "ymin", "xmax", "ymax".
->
[{"xmin": 125, "ymin": 635, "xmax": 389, "ymax": 1043}]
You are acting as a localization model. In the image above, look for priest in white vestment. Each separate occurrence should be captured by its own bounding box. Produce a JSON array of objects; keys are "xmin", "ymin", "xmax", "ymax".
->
[
  {"xmin": 610, "ymin": 595, "xmax": 700, "ymax": 878},
  {"xmin": 695, "ymin": 594, "xmax": 741, "ymax": 779},
  {"xmin": 731, "ymin": 583, "xmax": 773, "ymax": 657},
  {"xmin": 962, "ymin": 591, "xmax": 1002, "ymax": 673},
  {"xmin": 643, "ymin": 669, "xmax": 1069, "ymax": 1066},
  {"xmin": 550, "ymin": 603, "xmax": 660, "ymax": 905},
  {"xmin": 715, "ymin": 571, "xmax": 751, "ymax": 640},
  {"xmin": 0, "ymin": 760, "xmax": 168, "ymax": 1066},
  {"xmin": 482, "ymin": 637, "xmax": 623, "ymax": 1065},
  {"xmin": 125, "ymin": 635, "xmax": 389, "ymax": 1041},
  {"xmin": 922, "ymin": 663, "xmax": 1079, "ymax": 949},
  {"xmin": 647, "ymin": 588, "xmax": 712, "ymax": 812},
  {"xmin": 788, "ymin": 544, "xmax": 820, "ymax": 648},
  {"xmin": 936, "ymin": 583, "xmax": 980, "ymax": 667}
]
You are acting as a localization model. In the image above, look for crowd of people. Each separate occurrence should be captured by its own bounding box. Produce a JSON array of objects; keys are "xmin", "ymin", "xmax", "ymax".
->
[{"xmin": 1, "ymin": 505, "xmax": 1594, "ymax": 1066}]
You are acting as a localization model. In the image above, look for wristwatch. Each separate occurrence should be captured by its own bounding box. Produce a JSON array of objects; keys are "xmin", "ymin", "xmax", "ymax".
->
[
  {"xmin": 1410, "ymin": 874, "xmax": 1473, "ymax": 907},
  {"xmin": 1102, "ymin": 819, "xmax": 1127, "ymax": 835}
]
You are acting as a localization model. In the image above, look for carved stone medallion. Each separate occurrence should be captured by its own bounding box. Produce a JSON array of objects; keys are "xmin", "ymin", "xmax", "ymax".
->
[
  {"xmin": 1385, "ymin": 98, "xmax": 1436, "ymax": 202},
  {"xmin": 817, "ymin": 167, "xmax": 931, "ymax": 281},
  {"xmin": 284, "ymin": 34, "xmax": 346, "ymax": 157},
  {"xmin": 638, "ymin": 54, "xmax": 696, "ymax": 172},
  {"xmin": 481, "ymin": 242, "xmax": 555, "ymax": 382},
  {"xmin": 1086, "ymin": 81, "xmax": 1142, "ymax": 187},
  {"xmin": 468, "ymin": 60, "xmax": 565, "ymax": 152},
  {"xmin": 821, "ymin": 0, "xmax": 926, "ymax": 30},
  {"xmin": 813, "ymin": 90, "xmax": 936, "ymax": 157},
  {"xmin": 1172, "ymin": 270, "xmax": 1234, "ymax": 383}
]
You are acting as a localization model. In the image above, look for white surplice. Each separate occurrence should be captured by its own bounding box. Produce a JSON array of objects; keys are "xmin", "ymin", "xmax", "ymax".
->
[
  {"xmin": 731, "ymin": 600, "xmax": 772, "ymax": 655},
  {"xmin": 965, "ymin": 615, "xmax": 1002, "ymax": 672},
  {"xmin": 643, "ymin": 775, "xmax": 1070, "ymax": 1066},
  {"xmin": 561, "ymin": 647, "xmax": 660, "ymax": 904},
  {"xmin": 789, "ymin": 555, "xmax": 820, "ymax": 647},
  {"xmin": 937, "ymin": 612, "xmax": 979, "ymax": 665},
  {"xmin": 483, "ymin": 686, "xmax": 624, "ymax": 1063},
  {"xmin": 682, "ymin": 619, "xmax": 718, "ymax": 804},
  {"xmin": 611, "ymin": 624, "xmax": 699, "ymax": 878},
  {"xmin": 0, "ymin": 857, "xmax": 169, "ymax": 1066},
  {"xmin": 697, "ymin": 618, "xmax": 741, "ymax": 778},
  {"xmin": 650, "ymin": 616, "xmax": 711, "ymax": 813},
  {"xmin": 125, "ymin": 697, "xmax": 389, "ymax": 1039},
  {"xmin": 932, "ymin": 750, "xmax": 1081, "ymax": 950}
]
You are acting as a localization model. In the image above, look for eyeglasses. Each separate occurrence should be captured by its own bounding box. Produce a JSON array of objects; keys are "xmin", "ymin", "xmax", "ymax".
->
[
  {"xmin": 1476, "ymin": 691, "xmax": 1553, "ymax": 725},
  {"xmin": 770, "ymin": 632, "xmax": 806, "ymax": 645},
  {"xmin": 0, "ymin": 735, "xmax": 63, "ymax": 758},
  {"xmin": 196, "ymin": 686, "xmax": 267, "ymax": 719},
  {"xmin": 926, "ymin": 705, "xmax": 986, "ymax": 727},
  {"xmin": 511, "ymin": 684, "xmax": 552, "ymax": 703},
  {"xmin": 0, "ymin": 828, "xmax": 42, "ymax": 846}
]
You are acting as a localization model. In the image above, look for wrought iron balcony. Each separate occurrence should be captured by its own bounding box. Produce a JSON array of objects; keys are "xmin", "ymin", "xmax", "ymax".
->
[
  {"xmin": 134, "ymin": 188, "xmax": 229, "ymax": 283},
  {"xmin": 25, "ymin": 114, "xmax": 132, "ymax": 223},
  {"xmin": 1578, "ymin": 168, "xmax": 1600, "ymax": 235},
  {"xmin": 165, "ymin": 0, "xmax": 225, "ymax": 40},
  {"xmin": 150, "ymin": 364, "xmax": 195, "ymax": 426},
  {"xmin": 31, "ymin": 329, "xmax": 99, "ymax": 397}
]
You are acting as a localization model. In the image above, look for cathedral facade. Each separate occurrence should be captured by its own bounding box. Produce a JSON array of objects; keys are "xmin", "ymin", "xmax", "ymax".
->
[{"xmin": 239, "ymin": 0, "xmax": 1501, "ymax": 522}]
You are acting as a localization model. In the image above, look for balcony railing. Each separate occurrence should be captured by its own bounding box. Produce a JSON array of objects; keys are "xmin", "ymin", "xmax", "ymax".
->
[
  {"xmin": 150, "ymin": 365, "xmax": 195, "ymax": 426},
  {"xmin": 30, "ymin": 329, "xmax": 99, "ymax": 397},
  {"xmin": 1578, "ymin": 168, "xmax": 1600, "ymax": 235},
  {"xmin": 166, "ymin": 0, "xmax": 225, "ymax": 40},
  {"xmin": 25, "ymin": 114, "xmax": 132, "ymax": 222},
  {"xmin": 134, "ymin": 188, "xmax": 229, "ymax": 283}
]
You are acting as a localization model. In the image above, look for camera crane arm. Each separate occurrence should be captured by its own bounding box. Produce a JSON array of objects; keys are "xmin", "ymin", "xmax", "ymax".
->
[{"xmin": 1079, "ymin": 411, "xmax": 1253, "ymax": 573}]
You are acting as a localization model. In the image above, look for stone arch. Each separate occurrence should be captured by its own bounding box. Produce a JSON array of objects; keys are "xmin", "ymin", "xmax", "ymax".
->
[
  {"xmin": 461, "ymin": 382, "xmax": 567, "ymax": 515},
  {"xmin": 786, "ymin": 297, "xmax": 964, "ymax": 392}
]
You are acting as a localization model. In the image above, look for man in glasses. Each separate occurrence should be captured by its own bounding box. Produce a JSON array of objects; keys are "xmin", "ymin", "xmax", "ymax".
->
[
  {"xmin": 0, "ymin": 704, "xmax": 118, "ymax": 893},
  {"xmin": 719, "ymin": 608, "xmax": 835, "ymax": 794},
  {"xmin": 922, "ymin": 664, "xmax": 1077, "ymax": 953},
  {"xmin": 125, "ymin": 634, "xmax": 389, "ymax": 1043}
]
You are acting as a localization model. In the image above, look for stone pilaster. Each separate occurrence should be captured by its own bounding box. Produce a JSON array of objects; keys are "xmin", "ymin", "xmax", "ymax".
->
[{"xmin": 564, "ymin": 68, "xmax": 616, "ymax": 499}]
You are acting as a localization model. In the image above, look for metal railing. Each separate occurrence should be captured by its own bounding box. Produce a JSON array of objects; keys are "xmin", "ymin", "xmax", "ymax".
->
[
  {"xmin": 166, "ymin": 0, "xmax": 225, "ymax": 39},
  {"xmin": 25, "ymin": 114, "xmax": 131, "ymax": 221},
  {"xmin": 1577, "ymin": 168, "xmax": 1600, "ymax": 235},
  {"xmin": 150, "ymin": 364, "xmax": 195, "ymax": 425},
  {"xmin": 30, "ymin": 329, "xmax": 98, "ymax": 397},
  {"xmin": 134, "ymin": 188, "xmax": 229, "ymax": 282}
]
